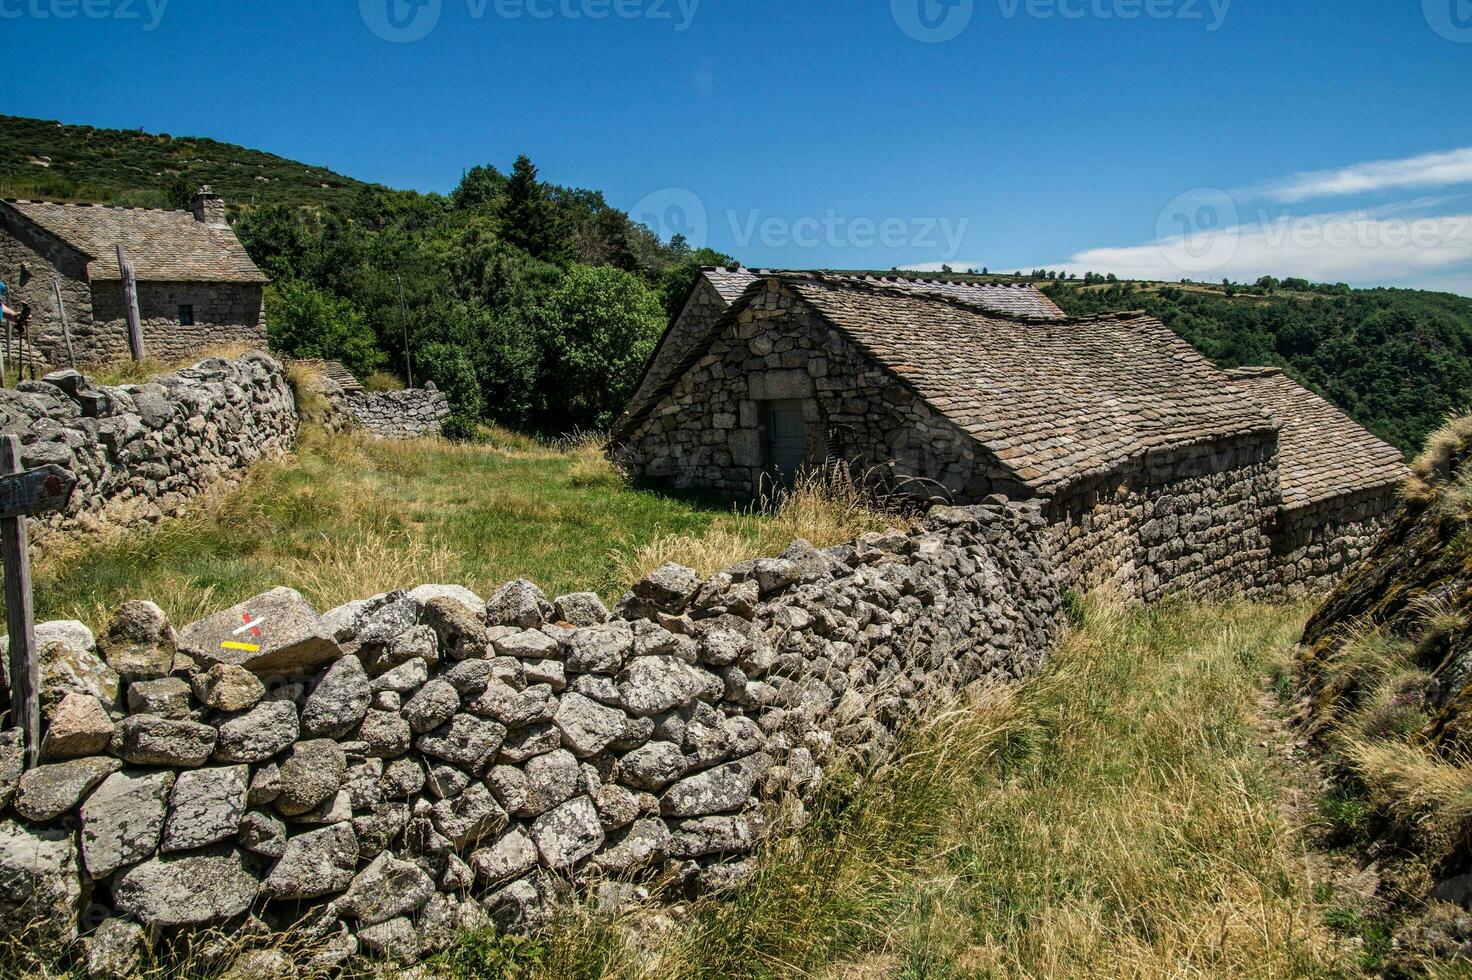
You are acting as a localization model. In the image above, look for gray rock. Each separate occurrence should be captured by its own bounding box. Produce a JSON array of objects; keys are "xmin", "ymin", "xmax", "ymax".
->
[
  {"xmin": 113, "ymin": 715, "xmax": 216, "ymax": 767},
  {"xmin": 125, "ymin": 677, "xmax": 192, "ymax": 719},
  {"xmin": 429, "ymin": 782, "xmax": 507, "ymax": 848},
  {"xmin": 213, "ymin": 699, "xmax": 299, "ymax": 763},
  {"xmin": 86, "ymin": 917, "xmax": 148, "ymax": 980},
  {"xmin": 498, "ymin": 723, "xmax": 562, "ymax": 765},
  {"xmin": 352, "ymin": 591, "xmax": 420, "ymax": 647},
  {"xmin": 262, "ymin": 823, "xmax": 359, "ymax": 899},
  {"xmin": 300, "ymin": 655, "xmax": 371, "ymax": 737},
  {"xmin": 0, "ymin": 734, "xmax": 21, "ymax": 810},
  {"xmin": 99, "ymin": 602, "xmax": 176, "ymax": 682},
  {"xmin": 425, "ymin": 764, "xmax": 470, "ymax": 800},
  {"xmin": 356, "ymin": 916, "xmax": 420, "ymax": 963},
  {"xmin": 531, "ymin": 796, "xmax": 604, "ymax": 869},
  {"xmin": 420, "ymin": 596, "xmax": 490, "ymax": 661},
  {"xmin": 617, "ymin": 741, "xmax": 687, "ymax": 791},
  {"xmin": 492, "ymin": 629, "xmax": 560, "ymax": 659},
  {"xmin": 6, "ymin": 620, "xmax": 121, "ymax": 718},
  {"xmin": 416, "ymin": 714, "xmax": 506, "ymax": 773},
  {"xmin": 353, "ymin": 803, "xmax": 410, "ymax": 860},
  {"xmin": 487, "ymin": 579, "xmax": 552, "ymax": 629},
  {"xmin": 487, "ymin": 764, "xmax": 530, "ymax": 813},
  {"xmin": 402, "ymin": 679, "xmax": 460, "ymax": 734},
  {"xmin": 617, "ymin": 656, "xmax": 709, "ymax": 716},
  {"xmin": 370, "ymin": 657, "xmax": 429, "ymax": 694},
  {"xmin": 367, "ymin": 625, "xmax": 438, "ymax": 674},
  {"xmin": 15, "ymin": 755, "xmax": 124, "ymax": 821},
  {"xmin": 112, "ymin": 850, "xmax": 259, "ymax": 928},
  {"xmin": 0, "ymin": 822, "xmax": 81, "ymax": 957},
  {"xmin": 632, "ymin": 562, "xmax": 701, "ymax": 611},
  {"xmin": 248, "ymin": 762, "xmax": 282, "ymax": 805},
  {"xmin": 162, "ymin": 765, "xmax": 248, "ymax": 851},
  {"xmin": 591, "ymin": 817, "xmax": 671, "ymax": 873},
  {"xmin": 344, "ymin": 758, "xmax": 386, "ymax": 809},
  {"xmin": 304, "ymin": 927, "xmax": 359, "ymax": 974},
  {"xmin": 592, "ymin": 782, "xmax": 642, "ymax": 832},
  {"xmin": 274, "ymin": 739, "xmax": 346, "ymax": 817},
  {"xmin": 662, "ymin": 754, "xmax": 769, "ymax": 818},
  {"xmin": 466, "ymin": 681, "xmax": 554, "ymax": 726},
  {"xmin": 408, "ymin": 584, "xmax": 486, "ymax": 616},
  {"xmin": 565, "ymin": 621, "xmax": 632, "ymax": 675},
  {"xmin": 191, "ymin": 664, "xmax": 266, "ymax": 713},
  {"xmin": 380, "ymin": 756, "xmax": 425, "ymax": 798},
  {"xmin": 293, "ymin": 789, "xmax": 353, "ymax": 826},
  {"xmin": 322, "ymin": 598, "xmax": 371, "ymax": 643},
  {"xmin": 667, "ymin": 813, "xmax": 763, "ymax": 859},
  {"xmin": 78, "ymin": 769, "xmax": 172, "ymax": 877},
  {"xmin": 522, "ymin": 658, "xmax": 566, "ymax": 691},
  {"xmin": 470, "ymin": 825, "xmax": 538, "ymax": 888},
  {"xmin": 486, "ymin": 873, "xmax": 557, "ymax": 933},
  {"xmin": 40, "ymin": 692, "xmax": 114, "ymax": 760},
  {"xmin": 417, "ymin": 890, "xmax": 490, "ymax": 955},
  {"xmin": 333, "ymin": 850, "xmax": 435, "ymax": 926},
  {"xmin": 554, "ymin": 592, "xmax": 609, "ymax": 627},
  {"xmin": 178, "ymin": 587, "xmax": 340, "ymax": 675},
  {"xmin": 553, "ymin": 692, "xmax": 628, "ymax": 758},
  {"xmin": 442, "ymin": 658, "xmax": 496, "ymax": 695},
  {"xmin": 357, "ymin": 708, "xmax": 412, "ymax": 758},
  {"xmin": 699, "ymin": 628, "xmax": 751, "ymax": 667},
  {"xmin": 238, "ymin": 810, "xmax": 287, "ymax": 858}
]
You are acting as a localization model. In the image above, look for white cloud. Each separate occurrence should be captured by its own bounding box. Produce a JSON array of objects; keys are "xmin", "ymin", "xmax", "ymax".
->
[
  {"xmin": 1047, "ymin": 208, "xmax": 1472, "ymax": 294},
  {"xmin": 1245, "ymin": 147, "xmax": 1472, "ymax": 204}
]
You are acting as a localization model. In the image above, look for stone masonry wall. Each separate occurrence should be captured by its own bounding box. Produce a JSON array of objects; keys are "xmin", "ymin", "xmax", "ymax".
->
[
  {"xmin": 90, "ymin": 281, "xmax": 267, "ymax": 364},
  {"xmin": 0, "ymin": 501, "xmax": 1063, "ymax": 972},
  {"xmin": 1048, "ymin": 433, "xmax": 1282, "ymax": 603},
  {"xmin": 1270, "ymin": 486, "xmax": 1402, "ymax": 598},
  {"xmin": 346, "ymin": 386, "xmax": 451, "ymax": 439},
  {"xmin": 617, "ymin": 280, "xmax": 990, "ymax": 501},
  {"xmin": 0, "ymin": 353, "xmax": 298, "ymax": 535},
  {"xmin": 0, "ymin": 209, "xmax": 99, "ymax": 365}
]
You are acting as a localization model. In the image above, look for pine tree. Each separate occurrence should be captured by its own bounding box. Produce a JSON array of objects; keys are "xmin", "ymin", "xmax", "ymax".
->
[{"xmin": 500, "ymin": 155, "xmax": 566, "ymax": 263}]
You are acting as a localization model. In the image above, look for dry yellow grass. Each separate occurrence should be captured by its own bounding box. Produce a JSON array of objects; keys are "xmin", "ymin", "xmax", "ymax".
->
[{"xmin": 82, "ymin": 341, "xmax": 264, "ymax": 387}]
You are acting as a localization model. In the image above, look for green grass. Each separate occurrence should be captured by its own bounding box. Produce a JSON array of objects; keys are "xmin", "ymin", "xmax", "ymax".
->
[
  {"xmin": 31, "ymin": 427, "xmax": 744, "ymax": 633},
  {"xmin": 433, "ymin": 599, "xmax": 1353, "ymax": 980}
]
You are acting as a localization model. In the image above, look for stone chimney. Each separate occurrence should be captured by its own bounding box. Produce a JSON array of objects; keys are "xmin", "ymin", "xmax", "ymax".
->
[{"xmin": 191, "ymin": 185, "xmax": 228, "ymax": 227}]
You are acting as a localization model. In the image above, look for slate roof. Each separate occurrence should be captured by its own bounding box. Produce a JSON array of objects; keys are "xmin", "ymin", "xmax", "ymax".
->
[
  {"xmin": 786, "ymin": 276, "xmax": 1276, "ymax": 495},
  {"xmin": 0, "ymin": 200, "xmax": 268, "ymax": 284},
  {"xmin": 700, "ymin": 266, "xmax": 1066, "ymax": 318},
  {"xmin": 1224, "ymin": 367, "xmax": 1408, "ymax": 510}
]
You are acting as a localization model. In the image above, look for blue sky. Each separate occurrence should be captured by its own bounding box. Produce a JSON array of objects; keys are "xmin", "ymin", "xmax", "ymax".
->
[{"xmin": 3, "ymin": 0, "xmax": 1471, "ymax": 292}]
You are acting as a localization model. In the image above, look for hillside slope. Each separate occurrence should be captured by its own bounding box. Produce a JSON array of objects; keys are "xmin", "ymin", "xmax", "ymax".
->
[{"xmin": 0, "ymin": 113, "xmax": 370, "ymax": 211}]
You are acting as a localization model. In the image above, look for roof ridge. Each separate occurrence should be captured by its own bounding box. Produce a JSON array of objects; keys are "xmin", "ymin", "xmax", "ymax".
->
[
  {"xmin": 3, "ymin": 198, "xmax": 191, "ymax": 215},
  {"xmin": 785, "ymin": 272, "xmax": 1103, "ymax": 324}
]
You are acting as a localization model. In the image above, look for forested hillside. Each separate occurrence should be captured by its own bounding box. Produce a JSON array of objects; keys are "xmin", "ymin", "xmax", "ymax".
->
[{"xmin": 1044, "ymin": 281, "xmax": 1472, "ymax": 454}]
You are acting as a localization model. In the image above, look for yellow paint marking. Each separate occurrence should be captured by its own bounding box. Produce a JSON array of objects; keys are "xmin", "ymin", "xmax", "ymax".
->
[{"xmin": 220, "ymin": 641, "xmax": 261, "ymax": 652}]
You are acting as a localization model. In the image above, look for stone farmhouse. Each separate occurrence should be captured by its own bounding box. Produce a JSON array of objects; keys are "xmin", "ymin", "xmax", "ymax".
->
[
  {"xmin": 612, "ymin": 268, "xmax": 1410, "ymax": 601},
  {"xmin": 0, "ymin": 186, "xmax": 268, "ymax": 366}
]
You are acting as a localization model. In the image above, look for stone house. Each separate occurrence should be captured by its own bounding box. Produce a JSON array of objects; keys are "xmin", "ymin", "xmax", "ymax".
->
[
  {"xmin": 0, "ymin": 186, "xmax": 268, "ymax": 366},
  {"xmin": 612, "ymin": 270, "xmax": 1408, "ymax": 601}
]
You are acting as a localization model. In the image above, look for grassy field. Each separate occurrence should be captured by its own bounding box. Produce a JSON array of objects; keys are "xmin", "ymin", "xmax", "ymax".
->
[
  {"xmin": 434, "ymin": 599, "xmax": 1360, "ymax": 980},
  {"xmin": 31, "ymin": 425, "xmax": 888, "ymax": 635}
]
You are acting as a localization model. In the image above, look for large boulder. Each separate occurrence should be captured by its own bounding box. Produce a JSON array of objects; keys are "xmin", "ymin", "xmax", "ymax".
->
[
  {"xmin": 111, "ymin": 850, "xmax": 258, "ymax": 928},
  {"xmin": 40, "ymin": 693, "xmax": 115, "ymax": 760},
  {"xmin": 191, "ymin": 664, "xmax": 265, "ymax": 713},
  {"xmin": 112, "ymin": 715, "xmax": 217, "ymax": 767},
  {"xmin": 262, "ymin": 823, "xmax": 359, "ymax": 900},
  {"xmin": 14, "ymin": 755, "xmax": 123, "ymax": 822},
  {"xmin": 214, "ymin": 700, "xmax": 299, "ymax": 763},
  {"xmin": 300, "ymin": 656, "xmax": 371, "ymax": 738},
  {"xmin": 530, "ymin": 796, "xmax": 604, "ymax": 869},
  {"xmin": 274, "ymin": 740, "xmax": 346, "ymax": 817},
  {"xmin": 162, "ymin": 766, "xmax": 249, "ymax": 852},
  {"xmin": 0, "ymin": 821, "xmax": 82, "ymax": 957},
  {"xmin": 79, "ymin": 769, "xmax": 174, "ymax": 878},
  {"xmin": 661, "ymin": 754, "xmax": 769, "ymax": 818},
  {"xmin": 98, "ymin": 600, "xmax": 176, "ymax": 681},
  {"xmin": 3, "ymin": 620, "xmax": 120, "ymax": 718},
  {"xmin": 177, "ymin": 588, "xmax": 340, "ymax": 676},
  {"xmin": 332, "ymin": 851, "xmax": 435, "ymax": 926}
]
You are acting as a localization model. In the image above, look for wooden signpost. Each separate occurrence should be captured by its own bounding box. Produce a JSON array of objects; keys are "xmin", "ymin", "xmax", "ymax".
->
[
  {"xmin": 116, "ymin": 244, "xmax": 146, "ymax": 362},
  {"xmin": 0, "ymin": 435, "xmax": 77, "ymax": 767}
]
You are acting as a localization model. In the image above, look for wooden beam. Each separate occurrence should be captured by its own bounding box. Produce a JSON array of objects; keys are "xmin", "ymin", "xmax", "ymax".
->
[
  {"xmin": 0, "ymin": 436, "xmax": 40, "ymax": 768},
  {"xmin": 116, "ymin": 244, "xmax": 145, "ymax": 362},
  {"xmin": 52, "ymin": 279, "xmax": 75, "ymax": 370}
]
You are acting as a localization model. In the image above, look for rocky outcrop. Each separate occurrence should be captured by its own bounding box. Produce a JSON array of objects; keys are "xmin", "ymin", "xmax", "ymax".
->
[
  {"xmin": 0, "ymin": 353, "xmax": 297, "ymax": 535},
  {"xmin": 0, "ymin": 500, "xmax": 1062, "ymax": 969}
]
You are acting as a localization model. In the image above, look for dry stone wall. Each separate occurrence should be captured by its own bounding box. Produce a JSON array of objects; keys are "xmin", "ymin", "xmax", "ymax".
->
[
  {"xmin": 346, "ymin": 386, "xmax": 451, "ymax": 439},
  {"xmin": 0, "ymin": 500, "xmax": 1063, "ymax": 972},
  {"xmin": 0, "ymin": 353, "xmax": 298, "ymax": 535},
  {"xmin": 1269, "ymin": 486, "xmax": 1402, "ymax": 598}
]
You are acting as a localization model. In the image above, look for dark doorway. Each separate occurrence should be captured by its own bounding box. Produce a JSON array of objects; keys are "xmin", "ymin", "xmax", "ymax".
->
[{"xmin": 764, "ymin": 399, "xmax": 806, "ymax": 489}]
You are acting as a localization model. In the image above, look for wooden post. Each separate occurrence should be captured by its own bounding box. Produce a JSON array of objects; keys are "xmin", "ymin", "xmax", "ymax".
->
[
  {"xmin": 52, "ymin": 279, "xmax": 75, "ymax": 370},
  {"xmin": 1, "ymin": 437, "xmax": 39, "ymax": 768},
  {"xmin": 0, "ymin": 437, "xmax": 77, "ymax": 769},
  {"xmin": 116, "ymin": 244, "xmax": 145, "ymax": 362}
]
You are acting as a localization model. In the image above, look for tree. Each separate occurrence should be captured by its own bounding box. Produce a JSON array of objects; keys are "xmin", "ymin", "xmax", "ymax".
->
[
  {"xmin": 418, "ymin": 342, "xmax": 483, "ymax": 440},
  {"xmin": 452, "ymin": 164, "xmax": 506, "ymax": 211},
  {"xmin": 500, "ymin": 155, "xmax": 566, "ymax": 263},
  {"xmin": 265, "ymin": 279, "xmax": 385, "ymax": 378},
  {"xmin": 535, "ymin": 264, "xmax": 666, "ymax": 430}
]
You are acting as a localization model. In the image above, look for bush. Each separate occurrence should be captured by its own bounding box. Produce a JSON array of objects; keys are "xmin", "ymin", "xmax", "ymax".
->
[
  {"xmin": 266, "ymin": 279, "xmax": 385, "ymax": 378},
  {"xmin": 417, "ymin": 342, "xmax": 483, "ymax": 440}
]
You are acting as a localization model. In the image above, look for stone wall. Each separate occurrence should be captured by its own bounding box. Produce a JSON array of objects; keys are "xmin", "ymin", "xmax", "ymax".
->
[
  {"xmin": 1047, "ymin": 434, "xmax": 1282, "ymax": 603},
  {"xmin": 1269, "ymin": 486, "xmax": 1401, "ymax": 598},
  {"xmin": 0, "ymin": 353, "xmax": 298, "ymax": 535},
  {"xmin": 90, "ymin": 281, "xmax": 267, "ymax": 364},
  {"xmin": 0, "ymin": 501, "xmax": 1064, "ymax": 971},
  {"xmin": 346, "ymin": 386, "xmax": 451, "ymax": 439},
  {"xmin": 0, "ymin": 208, "xmax": 100, "ymax": 365}
]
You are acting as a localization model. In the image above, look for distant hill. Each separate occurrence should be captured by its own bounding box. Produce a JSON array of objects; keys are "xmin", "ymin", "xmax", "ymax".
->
[{"xmin": 0, "ymin": 113, "xmax": 372, "ymax": 212}]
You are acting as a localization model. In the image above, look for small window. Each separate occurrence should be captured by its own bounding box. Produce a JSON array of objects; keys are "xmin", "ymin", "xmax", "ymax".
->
[{"xmin": 178, "ymin": 305, "xmax": 194, "ymax": 326}]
